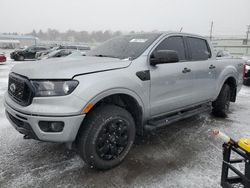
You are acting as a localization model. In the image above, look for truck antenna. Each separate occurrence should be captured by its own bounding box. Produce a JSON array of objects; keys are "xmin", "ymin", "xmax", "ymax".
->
[{"xmin": 210, "ymin": 21, "xmax": 214, "ymax": 41}]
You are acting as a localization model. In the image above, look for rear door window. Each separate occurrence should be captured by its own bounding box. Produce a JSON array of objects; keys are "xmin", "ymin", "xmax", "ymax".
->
[
  {"xmin": 187, "ymin": 37, "xmax": 211, "ymax": 60},
  {"xmin": 154, "ymin": 36, "xmax": 186, "ymax": 61},
  {"xmin": 78, "ymin": 46, "xmax": 91, "ymax": 50}
]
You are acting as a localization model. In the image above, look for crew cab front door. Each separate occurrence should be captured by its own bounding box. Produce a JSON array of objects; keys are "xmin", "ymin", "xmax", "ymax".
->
[{"xmin": 149, "ymin": 36, "xmax": 196, "ymax": 117}]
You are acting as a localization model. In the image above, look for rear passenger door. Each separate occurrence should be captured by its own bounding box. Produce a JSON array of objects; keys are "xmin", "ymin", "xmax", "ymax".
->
[
  {"xmin": 25, "ymin": 46, "xmax": 36, "ymax": 59},
  {"xmin": 150, "ymin": 36, "xmax": 196, "ymax": 117},
  {"xmin": 186, "ymin": 37, "xmax": 216, "ymax": 102},
  {"xmin": 32, "ymin": 47, "xmax": 43, "ymax": 58}
]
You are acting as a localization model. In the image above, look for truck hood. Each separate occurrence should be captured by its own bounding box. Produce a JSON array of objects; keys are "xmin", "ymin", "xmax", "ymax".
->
[{"xmin": 11, "ymin": 56, "xmax": 132, "ymax": 79}]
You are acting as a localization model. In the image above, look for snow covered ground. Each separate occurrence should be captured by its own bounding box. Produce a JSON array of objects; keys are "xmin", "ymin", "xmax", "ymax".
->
[{"xmin": 1, "ymin": 56, "xmax": 250, "ymax": 188}]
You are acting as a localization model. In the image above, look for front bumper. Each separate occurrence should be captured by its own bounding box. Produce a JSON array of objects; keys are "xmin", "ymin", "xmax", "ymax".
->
[{"xmin": 5, "ymin": 101, "xmax": 86, "ymax": 143}]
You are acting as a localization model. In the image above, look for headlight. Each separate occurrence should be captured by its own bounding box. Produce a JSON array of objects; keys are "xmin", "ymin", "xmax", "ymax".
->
[{"xmin": 31, "ymin": 80, "xmax": 79, "ymax": 97}]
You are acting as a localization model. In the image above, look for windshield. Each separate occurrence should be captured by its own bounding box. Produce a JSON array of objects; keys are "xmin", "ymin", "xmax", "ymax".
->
[
  {"xmin": 67, "ymin": 51, "xmax": 85, "ymax": 57},
  {"xmin": 47, "ymin": 50, "xmax": 61, "ymax": 57},
  {"xmin": 86, "ymin": 33, "xmax": 161, "ymax": 60}
]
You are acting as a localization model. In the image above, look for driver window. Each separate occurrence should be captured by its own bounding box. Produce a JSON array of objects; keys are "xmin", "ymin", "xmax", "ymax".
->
[{"xmin": 154, "ymin": 36, "xmax": 186, "ymax": 61}]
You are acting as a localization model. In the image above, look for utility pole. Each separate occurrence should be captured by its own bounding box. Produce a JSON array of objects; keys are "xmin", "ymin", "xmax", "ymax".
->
[
  {"xmin": 210, "ymin": 21, "xmax": 214, "ymax": 41},
  {"xmin": 246, "ymin": 25, "xmax": 250, "ymax": 54}
]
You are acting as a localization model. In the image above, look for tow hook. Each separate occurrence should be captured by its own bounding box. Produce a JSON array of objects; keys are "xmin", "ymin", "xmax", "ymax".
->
[{"xmin": 23, "ymin": 135, "xmax": 31, "ymax": 139}]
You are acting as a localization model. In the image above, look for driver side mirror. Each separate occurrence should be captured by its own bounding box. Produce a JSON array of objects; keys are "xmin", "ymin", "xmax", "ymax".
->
[{"xmin": 150, "ymin": 50, "xmax": 179, "ymax": 66}]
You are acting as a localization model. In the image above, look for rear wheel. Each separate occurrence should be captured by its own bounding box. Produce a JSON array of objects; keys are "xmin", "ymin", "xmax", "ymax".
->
[
  {"xmin": 77, "ymin": 105, "xmax": 135, "ymax": 170},
  {"xmin": 243, "ymin": 79, "xmax": 250, "ymax": 86},
  {"xmin": 212, "ymin": 84, "xmax": 231, "ymax": 118},
  {"xmin": 17, "ymin": 55, "xmax": 24, "ymax": 61}
]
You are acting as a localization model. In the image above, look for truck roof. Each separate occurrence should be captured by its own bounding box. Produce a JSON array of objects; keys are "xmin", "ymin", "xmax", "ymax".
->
[{"xmin": 150, "ymin": 31, "xmax": 206, "ymax": 39}]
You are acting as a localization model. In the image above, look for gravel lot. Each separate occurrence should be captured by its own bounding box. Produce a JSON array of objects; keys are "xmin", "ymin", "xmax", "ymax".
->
[{"xmin": 1, "ymin": 57, "xmax": 250, "ymax": 188}]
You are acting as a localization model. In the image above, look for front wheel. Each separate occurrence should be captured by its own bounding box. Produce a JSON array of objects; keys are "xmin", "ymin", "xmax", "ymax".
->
[
  {"xmin": 212, "ymin": 84, "xmax": 231, "ymax": 118},
  {"xmin": 77, "ymin": 105, "xmax": 135, "ymax": 170}
]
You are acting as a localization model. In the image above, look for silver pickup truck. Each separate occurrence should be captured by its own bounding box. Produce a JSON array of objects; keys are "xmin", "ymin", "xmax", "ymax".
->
[{"xmin": 4, "ymin": 32, "xmax": 245, "ymax": 169}]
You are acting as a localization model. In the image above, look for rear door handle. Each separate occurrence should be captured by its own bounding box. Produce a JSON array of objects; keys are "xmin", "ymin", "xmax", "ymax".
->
[
  {"xmin": 182, "ymin": 67, "xmax": 191, "ymax": 73},
  {"xmin": 209, "ymin": 65, "xmax": 216, "ymax": 69}
]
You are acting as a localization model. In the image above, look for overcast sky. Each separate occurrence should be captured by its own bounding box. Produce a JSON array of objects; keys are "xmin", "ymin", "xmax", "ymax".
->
[{"xmin": 1, "ymin": 0, "xmax": 249, "ymax": 36}]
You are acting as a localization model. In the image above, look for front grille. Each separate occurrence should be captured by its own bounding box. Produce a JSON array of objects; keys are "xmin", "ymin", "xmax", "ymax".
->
[
  {"xmin": 8, "ymin": 73, "xmax": 34, "ymax": 106},
  {"xmin": 7, "ymin": 112, "xmax": 31, "ymax": 130}
]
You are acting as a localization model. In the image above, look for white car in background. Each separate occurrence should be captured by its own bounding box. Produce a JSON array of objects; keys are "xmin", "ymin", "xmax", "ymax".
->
[
  {"xmin": 215, "ymin": 49, "xmax": 232, "ymax": 58},
  {"xmin": 38, "ymin": 49, "xmax": 74, "ymax": 60}
]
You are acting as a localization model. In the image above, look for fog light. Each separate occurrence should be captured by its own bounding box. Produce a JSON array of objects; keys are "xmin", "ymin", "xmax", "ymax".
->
[
  {"xmin": 51, "ymin": 122, "xmax": 64, "ymax": 132},
  {"xmin": 39, "ymin": 121, "xmax": 64, "ymax": 132}
]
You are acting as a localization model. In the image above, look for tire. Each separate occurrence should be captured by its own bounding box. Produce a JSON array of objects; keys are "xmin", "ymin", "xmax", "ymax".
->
[
  {"xmin": 212, "ymin": 84, "xmax": 231, "ymax": 118},
  {"xmin": 17, "ymin": 55, "xmax": 24, "ymax": 61},
  {"xmin": 77, "ymin": 105, "xmax": 136, "ymax": 170},
  {"xmin": 243, "ymin": 79, "xmax": 250, "ymax": 86}
]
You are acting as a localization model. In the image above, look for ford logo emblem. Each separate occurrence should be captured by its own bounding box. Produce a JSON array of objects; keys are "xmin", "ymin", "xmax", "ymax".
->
[{"xmin": 10, "ymin": 83, "xmax": 16, "ymax": 93}]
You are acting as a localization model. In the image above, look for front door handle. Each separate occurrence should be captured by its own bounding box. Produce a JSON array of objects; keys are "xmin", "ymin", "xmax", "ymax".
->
[
  {"xmin": 182, "ymin": 67, "xmax": 191, "ymax": 73},
  {"xmin": 209, "ymin": 65, "xmax": 216, "ymax": 69}
]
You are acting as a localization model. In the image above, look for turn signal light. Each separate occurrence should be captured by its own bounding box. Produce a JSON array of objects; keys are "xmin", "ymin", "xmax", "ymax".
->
[{"xmin": 82, "ymin": 103, "xmax": 94, "ymax": 113}]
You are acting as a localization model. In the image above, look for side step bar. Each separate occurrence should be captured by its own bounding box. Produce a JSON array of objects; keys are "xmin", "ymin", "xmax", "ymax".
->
[{"xmin": 145, "ymin": 103, "xmax": 211, "ymax": 131}]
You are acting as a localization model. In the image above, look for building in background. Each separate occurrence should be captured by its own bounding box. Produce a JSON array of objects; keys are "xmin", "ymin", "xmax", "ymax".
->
[
  {"xmin": 0, "ymin": 39, "xmax": 20, "ymax": 49},
  {"xmin": 0, "ymin": 34, "xmax": 39, "ymax": 49},
  {"xmin": 211, "ymin": 37, "xmax": 250, "ymax": 57}
]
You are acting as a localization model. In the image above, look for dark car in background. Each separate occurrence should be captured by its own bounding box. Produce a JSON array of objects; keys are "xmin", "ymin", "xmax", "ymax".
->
[
  {"xmin": 35, "ymin": 45, "xmax": 90, "ymax": 59},
  {"xmin": 10, "ymin": 45, "xmax": 50, "ymax": 61},
  {"xmin": 0, "ymin": 53, "xmax": 7, "ymax": 63}
]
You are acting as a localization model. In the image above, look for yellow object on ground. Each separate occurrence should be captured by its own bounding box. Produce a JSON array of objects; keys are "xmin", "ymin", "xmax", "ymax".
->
[{"xmin": 238, "ymin": 138, "xmax": 250, "ymax": 152}]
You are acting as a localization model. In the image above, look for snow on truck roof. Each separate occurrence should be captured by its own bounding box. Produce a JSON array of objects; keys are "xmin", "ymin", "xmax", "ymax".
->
[{"xmin": 128, "ymin": 31, "xmax": 206, "ymax": 39}]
